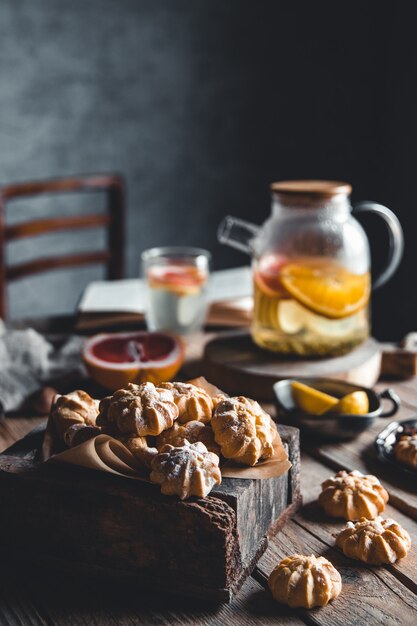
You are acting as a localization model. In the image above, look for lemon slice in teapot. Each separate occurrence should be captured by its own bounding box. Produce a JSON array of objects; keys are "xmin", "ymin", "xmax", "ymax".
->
[
  {"xmin": 277, "ymin": 300, "xmax": 309, "ymax": 334},
  {"xmin": 306, "ymin": 312, "xmax": 358, "ymax": 338}
]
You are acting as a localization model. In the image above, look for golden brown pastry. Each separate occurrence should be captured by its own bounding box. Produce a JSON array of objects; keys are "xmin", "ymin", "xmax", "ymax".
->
[
  {"xmin": 50, "ymin": 390, "xmax": 99, "ymax": 440},
  {"xmin": 159, "ymin": 382, "xmax": 213, "ymax": 424},
  {"xmin": 150, "ymin": 440, "xmax": 221, "ymax": 499},
  {"xmin": 268, "ymin": 554, "xmax": 342, "ymax": 609},
  {"xmin": 336, "ymin": 517, "xmax": 411, "ymax": 565},
  {"xmin": 156, "ymin": 420, "xmax": 221, "ymax": 456},
  {"xmin": 211, "ymin": 396, "xmax": 276, "ymax": 466},
  {"xmin": 97, "ymin": 382, "xmax": 179, "ymax": 436},
  {"xmin": 318, "ymin": 470, "xmax": 388, "ymax": 520},
  {"xmin": 211, "ymin": 393, "xmax": 228, "ymax": 411},
  {"xmin": 63, "ymin": 423, "xmax": 101, "ymax": 448},
  {"xmin": 394, "ymin": 435, "xmax": 417, "ymax": 470},
  {"xmin": 118, "ymin": 435, "xmax": 158, "ymax": 469}
]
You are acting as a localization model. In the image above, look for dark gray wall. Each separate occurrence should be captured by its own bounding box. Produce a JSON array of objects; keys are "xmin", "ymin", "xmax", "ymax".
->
[{"xmin": 0, "ymin": 0, "xmax": 415, "ymax": 339}]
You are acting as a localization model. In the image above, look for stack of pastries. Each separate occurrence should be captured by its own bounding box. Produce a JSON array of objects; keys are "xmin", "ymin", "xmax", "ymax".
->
[{"xmin": 50, "ymin": 380, "xmax": 278, "ymax": 500}]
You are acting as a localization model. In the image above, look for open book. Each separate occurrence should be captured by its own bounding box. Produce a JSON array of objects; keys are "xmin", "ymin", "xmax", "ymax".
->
[{"xmin": 77, "ymin": 266, "xmax": 253, "ymax": 330}]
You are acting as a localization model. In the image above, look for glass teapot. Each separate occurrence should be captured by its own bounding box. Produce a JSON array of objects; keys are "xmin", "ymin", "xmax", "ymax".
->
[{"xmin": 218, "ymin": 180, "xmax": 404, "ymax": 357}]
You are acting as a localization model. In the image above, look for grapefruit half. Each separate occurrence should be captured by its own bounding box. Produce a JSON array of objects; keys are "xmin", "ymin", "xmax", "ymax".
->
[{"xmin": 82, "ymin": 331, "xmax": 184, "ymax": 390}]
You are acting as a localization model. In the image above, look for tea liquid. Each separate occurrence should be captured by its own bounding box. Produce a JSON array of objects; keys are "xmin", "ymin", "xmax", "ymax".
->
[{"xmin": 252, "ymin": 254, "xmax": 370, "ymax": 356}]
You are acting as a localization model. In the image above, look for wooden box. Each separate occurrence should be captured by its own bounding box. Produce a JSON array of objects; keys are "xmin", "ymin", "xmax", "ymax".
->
[{"xmin": 0, "ymin": 423, "xmax": 300, "ymax": 602}]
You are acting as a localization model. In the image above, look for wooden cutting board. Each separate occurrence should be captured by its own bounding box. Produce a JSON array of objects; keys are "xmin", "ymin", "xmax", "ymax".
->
[{"xmin": 203, "ymin": 331, "xmax": 381, "ymax": 400}]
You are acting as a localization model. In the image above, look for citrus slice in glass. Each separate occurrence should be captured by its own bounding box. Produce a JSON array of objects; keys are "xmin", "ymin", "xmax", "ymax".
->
[
  {"xmin": 82, "ymin": 331, "xmax": 184, "ymax": 390},
  {"xmin": 291, "ymin": 380, "xmax": 339, "ymax": 415},
  {"xmin": 148, "ymin": 265, "xmax": 207, "ymax": 296},
  {"xmin": 280, "ymin": 260, "xmax": 370, "ymax": 319}
]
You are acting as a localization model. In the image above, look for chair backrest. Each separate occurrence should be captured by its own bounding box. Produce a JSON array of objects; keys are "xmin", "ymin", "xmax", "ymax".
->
[{"xmin": 0, "ymin": 173, "xmax": 125, "ymax": 319}]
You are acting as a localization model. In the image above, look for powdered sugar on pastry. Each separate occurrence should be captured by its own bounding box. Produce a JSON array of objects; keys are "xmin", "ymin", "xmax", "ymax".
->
[
  {"xmin": 97, "ymin": 382, "xmax": 179, "ymax": 436},
  {"xmin": 336, "ymin": 516, "xmax": 411, "ymax": 564},
  {"xmin": 150, "ymin": 440, "xmax": 221, "ymax": 499},
  {"xmin": 211, "ymin": 396, "xmax": 275, "ymax": 466}
]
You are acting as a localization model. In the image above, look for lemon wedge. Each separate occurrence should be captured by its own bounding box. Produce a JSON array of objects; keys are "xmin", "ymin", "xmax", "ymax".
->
[
  {"xmin": 277, "ymin": 299, "xmax": 309, "ymax": 334},
  {"xmin": 334, "ymin": 391, "xmax": 369, "ymax": 415},
  {"xmin": 291, "ymin": 381, "xmax": 339, "ymax": 415}
]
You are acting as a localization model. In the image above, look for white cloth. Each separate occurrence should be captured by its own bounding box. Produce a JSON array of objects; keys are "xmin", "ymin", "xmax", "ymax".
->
[{"xmin": 0, "ymin": 320, "xmax": 84, "ymax": 412}]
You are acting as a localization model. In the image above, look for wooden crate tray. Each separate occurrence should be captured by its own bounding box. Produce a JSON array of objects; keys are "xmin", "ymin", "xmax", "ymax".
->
[{"xmin": 0, "ymin": 422, "xmax": 301, "ymax": 602}]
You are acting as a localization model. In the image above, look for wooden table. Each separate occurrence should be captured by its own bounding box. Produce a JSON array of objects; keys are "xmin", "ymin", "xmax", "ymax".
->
[{"xmin": 1, "ymin": 328, "xmax": 417, "ymax": 625}]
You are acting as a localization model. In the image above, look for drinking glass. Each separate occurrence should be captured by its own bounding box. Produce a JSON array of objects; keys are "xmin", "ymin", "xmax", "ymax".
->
[{"xmin": 141, "ymin": 247, "xmax": 211, "ymax": 334}]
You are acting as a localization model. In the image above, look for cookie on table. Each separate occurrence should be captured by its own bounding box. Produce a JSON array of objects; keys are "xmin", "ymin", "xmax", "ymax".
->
[
  {"xmin": 318, "ymin": 470, "xmax": 388, "ymax": 520},
  {"xmin": 268, "ymin": 554, "xmax": 342, "ymax": 609},
  {"xmin": 211, "ymin": 396, "xmax": 276, "ymax": 466},
  {"xmin": 97, "ymin": 382, "xmax": 179, "ymax": 437},
  {"xmin": 394, "ymin": 434, "xmax": 417, "ymax": 470},
  {"xmin": 336, "ymin": 516, "xmax": 411, "ymax": 565},
  {"xmin": 150, "ymin": 440, "xmax": 221, "ymax": 499}
]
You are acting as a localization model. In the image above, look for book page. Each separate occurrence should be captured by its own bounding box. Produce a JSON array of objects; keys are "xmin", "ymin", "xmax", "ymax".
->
[{"xmin": 78, "ymin": 267, "xmax": 252, "ymax": 314}]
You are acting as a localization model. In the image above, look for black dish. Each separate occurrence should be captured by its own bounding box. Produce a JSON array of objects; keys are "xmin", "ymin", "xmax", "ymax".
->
[
  {"xmin": 375, "ymin": 418, "xmax": 417, "ymax": 478},
  {"xmin": 273, "ymin": 377, "xmax": 400, "ymax": 441}
]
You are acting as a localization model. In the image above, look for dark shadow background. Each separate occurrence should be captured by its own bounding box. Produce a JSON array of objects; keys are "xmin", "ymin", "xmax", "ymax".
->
[{"xmin": 0, "ymin": 0, "xmax": 415, "ymax": 340}]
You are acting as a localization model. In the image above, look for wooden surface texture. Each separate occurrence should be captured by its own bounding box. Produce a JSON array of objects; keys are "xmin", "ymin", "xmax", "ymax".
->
[
  {"xmin": 204, "ymin": 332, "xmax": 382, "ymax": 400},
  {"xmin": 0, "ymin": 423, "xmax": 300, "ymax": 603},
  {"xmin": 0, "ymin": 328, "xmax": 417, "ymax": 624}
]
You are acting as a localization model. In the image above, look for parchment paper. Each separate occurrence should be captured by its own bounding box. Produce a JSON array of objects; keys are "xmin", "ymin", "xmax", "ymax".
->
[{"xmin": 47, "ymin": 377, "xmax": 291, "ymax": 481}]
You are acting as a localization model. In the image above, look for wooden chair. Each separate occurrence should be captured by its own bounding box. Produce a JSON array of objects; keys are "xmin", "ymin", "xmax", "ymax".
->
[{"xmin": 0, "ymin": 173, "xmax": 125, "ymax": 319}]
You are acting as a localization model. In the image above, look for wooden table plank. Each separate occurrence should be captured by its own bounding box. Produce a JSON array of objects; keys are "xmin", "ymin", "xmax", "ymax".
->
[
  {"xmin": 1, "ymin": 328, "xmax": 417, "ymax": 625},
  {"xmin": 2, "ymin": 569, "xmax": 305, "ymax": 626},
  {"xmin": 302, "ymin": 384, "xmax": 417, "ymax": 520},
  {"xmin": 0, "ymin": 417, "xmax": 45, "ymax": 454},
  {"xmin": 0, "ymin": 575, "xmax": 48, "ymax": 626},
  {"xmin": 299, "ymin": 453, "xmax": 417, "ymax": 595},
  {"xmin": 255, "ymin": 519, "xmax": 417, "ymax": 626}
]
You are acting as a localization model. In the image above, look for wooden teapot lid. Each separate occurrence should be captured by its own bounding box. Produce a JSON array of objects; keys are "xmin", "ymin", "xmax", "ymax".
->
[{"xmin": 270, "ymin": 180, "xmax": 352, "ymax": 200}]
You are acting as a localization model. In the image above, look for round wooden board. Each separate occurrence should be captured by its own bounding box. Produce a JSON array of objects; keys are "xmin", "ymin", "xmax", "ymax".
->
[{"xmin": 203, "ymin": 332, "xmax": 381, "ymax": 401}]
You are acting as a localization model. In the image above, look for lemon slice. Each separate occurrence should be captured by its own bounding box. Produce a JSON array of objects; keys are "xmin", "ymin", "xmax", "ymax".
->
[
  {"xmin": 334, "ymin": 391, "xmax": 369, "ymax": 415},
  {"xmin": 306, "ymin": 313, "xmax": 358, "ymax": 338},
  {"xmin": 291, "ymin": 381, "xmax": 339, "ymax": 415},
  {"xmin": 277, "ymin": 299, "xmax": 309, "ymax": 334}
]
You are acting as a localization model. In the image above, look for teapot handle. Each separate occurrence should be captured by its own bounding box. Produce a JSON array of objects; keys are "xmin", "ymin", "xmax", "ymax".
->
[
  {"xmin": 353, "ymin": 201, "xmax": 404, "ymax": 290},
  {"xmin": 218, "ymin": 216, "xmax": 260, "ymax": 255}
]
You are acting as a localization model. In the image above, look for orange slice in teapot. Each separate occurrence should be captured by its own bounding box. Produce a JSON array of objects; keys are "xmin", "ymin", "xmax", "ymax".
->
[{"xmin": 280, "ymin": 259, "xmax": 370, "ymax": 319}]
